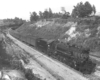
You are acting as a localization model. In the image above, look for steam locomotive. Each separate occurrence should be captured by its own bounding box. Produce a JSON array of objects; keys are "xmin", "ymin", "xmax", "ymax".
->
[{"xmin": 35, "ymin": 38, "xmax": 96, "ymax": 74}]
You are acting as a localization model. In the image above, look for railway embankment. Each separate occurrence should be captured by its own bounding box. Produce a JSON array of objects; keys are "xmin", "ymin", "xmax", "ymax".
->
[
  {"xmin": 6, "ymin": 31, "xmax": 92, "ymax": 80},
  {"xmin": 7, "ymin": 29, "xmax": 100, "ymax": 80},
  {"xmin": 0, "ymin": 33, "xmax": 47, "ymax": 80}
]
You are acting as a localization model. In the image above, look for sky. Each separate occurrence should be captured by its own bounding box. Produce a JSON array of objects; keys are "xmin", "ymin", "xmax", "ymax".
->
[{"xmin": 0, "ymin": 0, "xmax": 100, "ymax": 20}]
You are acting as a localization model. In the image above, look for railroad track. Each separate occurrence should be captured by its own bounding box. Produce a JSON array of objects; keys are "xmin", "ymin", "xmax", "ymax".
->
[{"xmin": 6, "ymin": 32, "xmax": 89, "ymax": 80}]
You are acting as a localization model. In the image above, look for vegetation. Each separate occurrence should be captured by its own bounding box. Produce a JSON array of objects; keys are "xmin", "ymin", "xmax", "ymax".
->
[
  {"xmin": 30, "ymin": 1, "xmax": 97, "ymax": 22},
  {"xmin": 1, "ymin": 37, "xmax": 42, "ymax": 80},
  {"xmin": 8, "ymin": 1, "xmax": 100, "ymax": 58},
  {"xmin": 0, "ymin": 17, "xmax": 26, "ymax": 30},
  {"xmin": 30, "ymin": 12, "xmax": 39, "ymax": 22},
  {"xmin": 71, "ymin": 1, "xmax": 96, "ymax": 17},
  {"xmin": 30, "ymin": 8, "xmax": 70, "ymax": 22},
  {"xmin": 2, "ymin": 1, "xmax": 100, "ymax": 78},
  {"xmin": 25, "ymin": 69, "xmax": 41, "ymax": 80},
  {"xmin": 0, "ymin": 41, "xmax": 13, "ymax": 69},
  {"xmin": 7, "ymin": 1, "xmax": 100, "ymax": 78}
]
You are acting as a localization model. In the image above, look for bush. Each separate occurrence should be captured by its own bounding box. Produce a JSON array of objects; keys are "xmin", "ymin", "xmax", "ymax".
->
[{"xmin": 25, "ymin": 69, "xmax": 41, "ymax": 80}]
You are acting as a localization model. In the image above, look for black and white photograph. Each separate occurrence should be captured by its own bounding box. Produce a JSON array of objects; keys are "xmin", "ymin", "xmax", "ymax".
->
[{"xmin": 0, "ymin": 0, "xmax": 100, "ymax": 80}]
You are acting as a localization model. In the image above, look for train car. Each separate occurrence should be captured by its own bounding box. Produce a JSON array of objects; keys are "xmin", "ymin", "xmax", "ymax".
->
[{"xmin": 35, "ymin": 38, "xmax": 49, "ymax": 52}]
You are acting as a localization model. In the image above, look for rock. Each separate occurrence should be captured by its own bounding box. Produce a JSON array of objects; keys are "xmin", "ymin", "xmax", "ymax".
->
[{"xmin": 1, "ymin": 70, "xmax": 27, "ymax": 80}]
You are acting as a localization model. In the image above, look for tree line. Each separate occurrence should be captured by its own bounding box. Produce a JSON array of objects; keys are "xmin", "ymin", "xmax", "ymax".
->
[
  {"xmin": 72, "ymin": 1, "xmax": 96, "ymax": 17},
  {"xmin": 3, "ymin": 17, "xmax": 26, "ymax": 29},
  {"xmin": 30, "ymin": 1, "xmax": 96, "ymax": 22},
  {"xmin": 30, "ymin": 7, "xmax": 70, "ymax": 22}
]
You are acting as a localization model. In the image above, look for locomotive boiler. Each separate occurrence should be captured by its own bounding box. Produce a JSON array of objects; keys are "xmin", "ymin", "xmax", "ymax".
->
[
  {"xmin": 48, "ymin": 41, "xmax": 96, "ymax": 74},
  {"xmin": 35, "ymin": 38, "xmax": 96, "ymax": 74}
]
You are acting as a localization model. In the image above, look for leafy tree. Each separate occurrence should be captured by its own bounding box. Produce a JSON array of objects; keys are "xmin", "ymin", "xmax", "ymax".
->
[
  {"xmin": 30, "ymin": 12, "xmax": 39, "ymax": 22},
  {"xmin": 39, "ymin": 11, "xmax": 43, "ymax": 19},
  {"xmin": 84, "ymin": 1, "xmax": 93, "ymax": 16},
  {"xmin": 53, "ymin": 12, "xmax": 62, "ymax": 18},
  {"xmin": 43, "ymin": 9, "xmax": 49, "ymax": 19},
  {"xmin": 71, "ymin": 1, "xmax": 96, "ymax": 17},
  {"xmin": 14, "ymin": 17, "xmax": 26, "ymax": 25},
  {"xmin": 48, "ymin": 8, "xmax": 53, "ymax": 18},
  {"xmin": 92, "ymin": 5, "xmax": 96, "ymax": 15},
  {"xmin": 42, "ymin": 8, "xmax": 53, "ymax": 19},
  {"xmin": 72, "ymin": 2, "xmax": 86, "ymax": 17}
]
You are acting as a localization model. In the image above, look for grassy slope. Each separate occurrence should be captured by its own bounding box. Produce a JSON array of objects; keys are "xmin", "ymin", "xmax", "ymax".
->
[
  {"xmin": 16, "ymin": 20, "xmax": 70, "ymax": 40},
  {"xmin": 11, "ymin": 17, "xmax": 100, "ymax": 56}
]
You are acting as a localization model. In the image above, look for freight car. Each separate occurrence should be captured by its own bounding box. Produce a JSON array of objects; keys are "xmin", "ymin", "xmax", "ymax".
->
[
  {"xmin": 35, "ymin": 38, "xmax": 49, "ymax": 52},
  {"xmin": 35, "ymin": 38, "xmax": 96, "ymax": 74}
]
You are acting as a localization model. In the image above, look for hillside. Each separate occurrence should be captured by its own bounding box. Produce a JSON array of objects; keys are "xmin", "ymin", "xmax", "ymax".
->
[
  {"xmin": 16, "ymin": 20, "xmax": 69, "ymax": 40},
  {"xmin": 11, "ymin": 17, "xmax": 100, "ymax": 56}
]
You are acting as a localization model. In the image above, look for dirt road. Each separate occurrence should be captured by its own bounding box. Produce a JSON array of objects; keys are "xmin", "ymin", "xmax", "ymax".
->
[{"xmin": 7, "ymin": 33, "xmax": 88, "ymax": 80}]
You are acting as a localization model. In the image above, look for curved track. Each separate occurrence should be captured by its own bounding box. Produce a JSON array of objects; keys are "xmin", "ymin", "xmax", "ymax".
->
[{"xmin": 7, "ymin": 32, "xmax": 88, "ymax": 80}]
